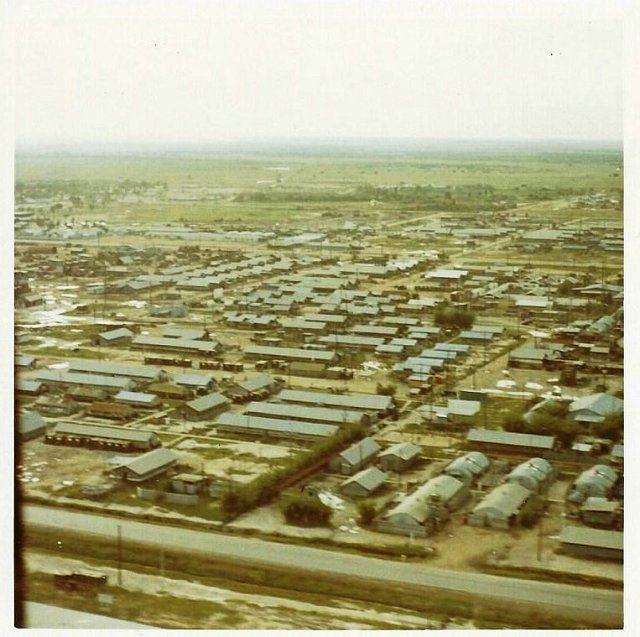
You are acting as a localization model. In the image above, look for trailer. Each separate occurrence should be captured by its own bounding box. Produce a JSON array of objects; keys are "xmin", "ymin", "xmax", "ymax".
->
[{"xmin": 54, "ymin": 570, "xmax": 108, "ymax": 592}]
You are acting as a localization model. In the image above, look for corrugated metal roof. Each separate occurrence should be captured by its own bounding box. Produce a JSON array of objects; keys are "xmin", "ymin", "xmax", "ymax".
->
[
  {"xmin": 385, "ymin": 475, "xmax": 465, "ymax": 523},
  {"xmin": 51, "ymin": 422, "xmax": 156, "ymax": 442},
  {"xmin": 36, "ymin": 371, "xmax": 133, "ymax": 390},
  {"xmin": 277, "ymin": 389, "xmax": 393, "ymax": 412},
  {"xmin": 379, "ymin": 441, "xmax": 421, "ymax": 462},
  {"xmin": 117, "ymin": 448, "xmax": 176, "ymax": 476},
  {"xmin": 19, "ymin": 411, "xmax": 46, "ymax": 434},
  {"xmin": 185, "ymin": 392, "xmax": 230, "ymax": 412},
  {"xmin": 338, "ymin": 437, "xmax": 381, "ymax": 464},
  {"xmin": 133, "ymin": 335, "xmax": 219, "ymax": 352},
  {"xmin": 115, "ymin": 391, "xmax": 159, "ymax": 404},
  {"xmin": 98, "ymin": 327, "xmax": 134, "ymax": 340},
  {"xmin": 434, "ymin": 342, "xmax": 470, "ymax": 353},
  {"xmin": 237, "ymin": 374, "xmax": 277, "ymax": 393},
  {"xmin": 245, "ymin": 345, "xmax": 336, "ymax": 362},
  {"xmin": 467, "ymin": 428, "xmax": 555, "ymax": 450},
  {"xmin": 575, "ymin": 464, "xmax": 617, "ymax": 488},
  {"xmin": 174, "ymin": 373, "xmax": 215, "ymax": 387},
  {"xmin": 15, "ymin": 355, "xmax": 36, "ymax": 367},
  {"xmin": 569, "ymin": 393, "xmax": 624, "ymax": 417},
  {"xmin": 444, "ymin": 451, "xmax": 490, "ymax": 477},
  {"xmin": 245, "ymin": 401, "xmax": 363, "ymax": 425},
  {"xmin": 216, "ymin": 413, "xmax": 337, "ymax": 437},
  {"xmin": 16, "ymin": 380, "xmax": 43, "ymax": 392},
  {"xmin": 472, "ymin": 483, "xmax": 531, "ymax": 517},
  {"xmin": 341, "ymin": 466, "xmax": 387, "ymax": 492},
  {"xmin": 558, "ymin": 526, "xmax": 623, "ymax": 551},
  {"xmin": 161, "ymin": 327, "xmax": 208, "ymax": 340},
  {"xmin": 319, "ymin": 335, "xmax": 385, "ymax": 347}
]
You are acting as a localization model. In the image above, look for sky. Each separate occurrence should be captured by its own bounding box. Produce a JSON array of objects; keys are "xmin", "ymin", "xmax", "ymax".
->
[{"xmin": 9, "ymin": 0, "xmax": 627, "ymax": 147}]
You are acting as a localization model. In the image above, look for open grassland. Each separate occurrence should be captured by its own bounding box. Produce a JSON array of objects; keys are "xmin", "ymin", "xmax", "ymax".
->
[
  {"xmin": 16, "ymin": 146, "xmax": 622, "ymax": 228},
  {"xmin": 16, "ymin": 149, "xmax": 622, "ymax": 190}
]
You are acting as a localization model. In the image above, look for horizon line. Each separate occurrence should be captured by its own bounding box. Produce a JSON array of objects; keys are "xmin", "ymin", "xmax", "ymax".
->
[{"xmin": 15, "ymin": 136, "xmax": 623, "ymax": 154}]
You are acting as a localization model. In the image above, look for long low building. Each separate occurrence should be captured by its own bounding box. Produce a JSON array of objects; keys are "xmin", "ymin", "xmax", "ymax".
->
[
  {"xmin": 112, "ymin": 448, "xmax": 177, "ymax": 482},
  {"xmin": 318, "ymin": 334, "xmax": 385, "ymax": 350},
  {"xmin": 377, "ymin": 475, "xmax": 468, "ymax": 537},
  {"xmin": 183, "ymin": 392, "xmax": 230, "ymax": 421},
  {"xmin": 244, "ymin": 401, "xmax": 367, "ymax": 426},
  {"xmin": 468, "ymin": 483, "xmax": 532, "ymax": 530},
  {"xmin": 557, "ymin": 526, "xmax": 623, "ymax": 562},
  {"xmin": 276, "ymin": 389, "xmax": 395, "ymax": 416},
  {"xmin": 467, "ymin": 429, "xmax": 555, "ymax": 454},
  {"xmin": 132, "ymin": 335, "xmax": 221, "ymax": 356},
  {"xmin": 442, "ymin": 451, "xmax": 490, "ymax": 483},
  {"xmin": 330, "ymin": 437, "xmax": 381, "ymax": 475},
  {"xmin": 216, "ymin": 412, "xmax": 338, "ymax": 440},
  {"xmin": 45, "ymin": 422, "xmax": 160, "ymax": 451},
  {"xmin": 506, "ymin": 457, "xmax": 554, "ymax": 493},
  {"xmin": 244, "ymin": 345, "xmax": 337, "ymax": 363},
  {"xmin": 35, "ymin": 370, "xmax": 135, "ymax": 393},
  {"xmin": 566, "ymin": 465, "xmax": 618, "ymax": 504},
  {"xmin": 68, "ymin": 359, "xmax": 167, "ymax": 383}
]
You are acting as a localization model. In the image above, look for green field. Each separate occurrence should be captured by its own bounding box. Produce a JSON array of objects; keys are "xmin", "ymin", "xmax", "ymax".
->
[{"xmin": 15, "ymin": 144, "xmax": 623, "ymax": 226}]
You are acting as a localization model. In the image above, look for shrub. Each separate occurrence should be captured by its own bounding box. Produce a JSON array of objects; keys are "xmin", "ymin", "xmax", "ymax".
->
[
  {"xmin": 357, "ymin": 501, "xmax": 378, "ymax": 527},
  {"xmin": 283, "ymin": 494, "xmax": 332, "ymax": 527}
]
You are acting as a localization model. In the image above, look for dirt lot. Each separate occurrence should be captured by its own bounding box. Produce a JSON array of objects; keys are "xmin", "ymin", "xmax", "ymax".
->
[{"xmin": 23, "ymin": 550, "xmax": 470, "ymax": 629}]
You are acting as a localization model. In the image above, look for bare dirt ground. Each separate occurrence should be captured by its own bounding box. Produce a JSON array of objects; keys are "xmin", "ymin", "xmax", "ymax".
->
[{"xmin": 24, "ymin": 550, "xmax": 468, "ymax": 629}]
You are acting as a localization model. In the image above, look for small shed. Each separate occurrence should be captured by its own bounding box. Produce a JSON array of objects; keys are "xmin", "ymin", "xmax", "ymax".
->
[
  {"xmin": 113, "ymin": 448, "xmax": 177, "ymax": 482},
  {"xmin": 16, "ymin": 379, "xmax": 45, "ymax": 396},
  {"xmin": 94, "ymin": 327, "xmax": 134, "ymax": 347},
  {"xmin": 330, "ymin": 437, "xmax": 381, "ymax": 475},
  {"xmin": 148, "ymin": 382, "xmax": 193, "ymax": 400},
  {"xmin": 171, "ymin": 473, "xmax": 209, "ymax": 495},
  {"xmin": 579, "ymin": 498, "xmax": 619, "ymax": 529},
  {"xmin": 15, "ymin": 355, "xmax": 37, "ymax": 369},
  {"xmin": 378, "ymin": 441, "xmax": 421, "ymax": 473},
  {"xmin": 468, "ymin": 483, "xmax": 532, "ymax": 530},
  {"xmin": 340, "ymin": 466, "xmax": 387, "ymax": 498}
]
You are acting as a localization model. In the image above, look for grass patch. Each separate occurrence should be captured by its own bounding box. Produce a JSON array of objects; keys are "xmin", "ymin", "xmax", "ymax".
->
[{"xmin": 20, "ymin": 524, "xmax": 621, "ymax": 629}]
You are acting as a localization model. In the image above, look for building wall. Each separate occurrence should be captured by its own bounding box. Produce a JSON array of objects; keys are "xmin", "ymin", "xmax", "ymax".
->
[{"xmin": 559, "ymin": 542, "xmax": 623, "ymax": 562}]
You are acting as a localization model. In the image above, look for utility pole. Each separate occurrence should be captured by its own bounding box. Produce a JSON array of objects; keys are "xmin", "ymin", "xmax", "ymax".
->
[{"xmin": 117, "ymin": 524, "xmax": 123, "ymax": 585}]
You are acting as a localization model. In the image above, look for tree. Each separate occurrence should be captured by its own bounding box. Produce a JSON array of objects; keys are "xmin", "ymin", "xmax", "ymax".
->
[
  {"xmin": 434, "ymin": 305, "xmax": 475, "ymax": 330},
  {"xmin": 593, "ymin": 413, "xmax": 623, "ymax": 442},
  {"xmin": 357, "ymin": 501, "xmax": 378, "ymax": 527},
  {"xmin": 283, "ymin": 494, "xmax": 332, "ymax": 527}
]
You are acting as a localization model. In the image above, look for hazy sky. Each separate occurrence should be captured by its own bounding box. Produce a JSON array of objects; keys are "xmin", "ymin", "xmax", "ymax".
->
[{"xmin": 12, "ymin": 0, "xmax": 625, "ymax": 145}]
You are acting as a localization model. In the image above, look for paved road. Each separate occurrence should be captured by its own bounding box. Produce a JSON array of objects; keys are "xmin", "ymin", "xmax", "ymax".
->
[{"xmin": 23, "ymin": 505, "xmax": 622, "ymax": 623}]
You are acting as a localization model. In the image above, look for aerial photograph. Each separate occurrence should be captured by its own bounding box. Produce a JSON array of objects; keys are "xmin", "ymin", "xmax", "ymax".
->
[{"xmin": 10, "ymin": 0, "xmax": 629, "ymax": 631}]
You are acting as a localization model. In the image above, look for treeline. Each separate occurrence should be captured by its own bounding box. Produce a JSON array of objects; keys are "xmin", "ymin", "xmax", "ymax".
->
[
  {"xmin": 502, "ymin": 401, "xmax": 623, "ymax": 449},
  {"xmin": 221, "ymin": 423, "xmax": 367, "ymax": 520}
]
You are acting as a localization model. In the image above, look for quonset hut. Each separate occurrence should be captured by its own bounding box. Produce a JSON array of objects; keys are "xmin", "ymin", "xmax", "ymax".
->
[
  {"xmin": 505, "ymin": 457, "xmax": 554, "ymax": 493},
  {"xmin": 442, "ymin": 451, "xmax": 490, "ymax": 484},
  {"xmin": 566, "ymin": 464, "xmax": 618, "ymax": 504},
  {"xmin": 468, "ymin": 483, "xmax": 532, "ymax": 530},
  {"xmin": 377, "ymin": 475, "xmax": 468, "ymax": 537}
]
